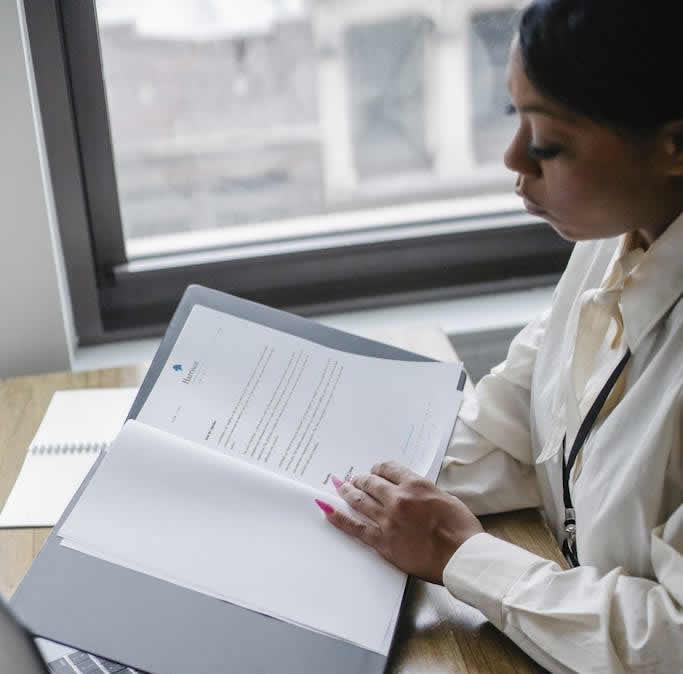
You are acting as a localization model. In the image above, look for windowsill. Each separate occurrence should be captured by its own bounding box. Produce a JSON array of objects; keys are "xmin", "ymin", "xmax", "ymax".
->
[
  {"xmin": 124, "ymin": 191, "xmax": 524, "ymax": 261},
  {"xmin": 72, "ymin": 284, "xmax": 553, "ymax": 373}
]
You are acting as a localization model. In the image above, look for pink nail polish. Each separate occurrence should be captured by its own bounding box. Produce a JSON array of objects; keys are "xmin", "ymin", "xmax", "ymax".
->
[
  {"xmin": 331, "ymin": 475, "xmax": 344, "ymax": 489},
  {"xmin": 315, "ymin": 499, "xmax": 334, "ymax": 515}
]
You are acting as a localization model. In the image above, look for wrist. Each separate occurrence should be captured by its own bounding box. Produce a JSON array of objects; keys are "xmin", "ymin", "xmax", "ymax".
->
[
  {"xmin": 454, "ymin": 521, "xmax": 485, "ymax": 557},
  {"xmin": 436, "ymin": 521, "xmax": 484, "ymax": 584}
]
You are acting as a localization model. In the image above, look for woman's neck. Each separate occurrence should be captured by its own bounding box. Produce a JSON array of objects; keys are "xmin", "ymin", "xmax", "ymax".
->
[
  {"xmin": 637, "ymin": 198, "xmax": 683, "ymax": 249},
  {"xmin": 628, "ymin": 230, "xmax": 649, "ymax": 252}
]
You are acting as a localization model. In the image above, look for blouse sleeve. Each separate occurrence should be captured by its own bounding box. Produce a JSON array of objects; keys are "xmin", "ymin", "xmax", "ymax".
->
[
  {"xmin": 443, "ymin": 504, "xmax": 683, "ymax": 673},
  {"xmin": 437, "ymin": 308, "xmax": 550, "ymax": 515}
]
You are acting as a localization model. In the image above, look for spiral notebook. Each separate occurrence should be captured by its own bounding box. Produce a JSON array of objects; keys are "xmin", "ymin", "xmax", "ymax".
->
[{"xmin": 0, "ymin": 388, "xmax": 138, "ymax": 528}]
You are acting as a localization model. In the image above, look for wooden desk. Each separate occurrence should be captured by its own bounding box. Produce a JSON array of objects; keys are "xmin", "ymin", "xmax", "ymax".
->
[{"xmin": 0, "ymin": 329, "xmax": 566, "ymax": 673}]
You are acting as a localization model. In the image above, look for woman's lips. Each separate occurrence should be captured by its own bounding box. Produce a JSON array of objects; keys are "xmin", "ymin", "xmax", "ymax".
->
[{"xmin": 517, "ymin": 192, "xmax": 547, "ymax": 216}]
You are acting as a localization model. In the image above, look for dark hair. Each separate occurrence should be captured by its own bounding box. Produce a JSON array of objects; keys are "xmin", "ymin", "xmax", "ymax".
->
[{"xmin": 518, "ymin": 0, "xmax": 683, "ymax": 134}]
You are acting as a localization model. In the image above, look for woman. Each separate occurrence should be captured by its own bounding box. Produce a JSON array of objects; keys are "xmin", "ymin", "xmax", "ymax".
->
[{"xmin": 315, "ymin": 1, "xmax": 683, "ymax": 671}]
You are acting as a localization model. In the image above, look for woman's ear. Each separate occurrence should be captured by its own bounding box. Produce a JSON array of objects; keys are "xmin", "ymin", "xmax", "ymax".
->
[{"xmin": 657, "ymin": 120, "xmax": 683, "ymax": 177}]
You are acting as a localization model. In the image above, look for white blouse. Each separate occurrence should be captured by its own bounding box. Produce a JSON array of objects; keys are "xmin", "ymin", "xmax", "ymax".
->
[{"xmin": 439, "ymin": 212, "xmax": 683, "ymax": 673}]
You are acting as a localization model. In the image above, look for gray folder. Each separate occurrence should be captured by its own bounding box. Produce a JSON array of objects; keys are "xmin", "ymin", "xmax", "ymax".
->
[{"xmin": 12, "ymin": 285, "xmax": 464, "ymax": 674}]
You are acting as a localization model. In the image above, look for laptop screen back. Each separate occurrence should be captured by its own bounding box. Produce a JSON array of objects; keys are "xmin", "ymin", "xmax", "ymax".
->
[{"xmin": 0, "ymin": 599, "xmax": 49, "ymax": 674}]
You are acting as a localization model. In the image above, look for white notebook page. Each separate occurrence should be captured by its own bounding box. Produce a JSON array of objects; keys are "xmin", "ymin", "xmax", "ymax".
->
[{"xmin": 0, "ymin": 388, "xmax": 138, "ymax": 528}]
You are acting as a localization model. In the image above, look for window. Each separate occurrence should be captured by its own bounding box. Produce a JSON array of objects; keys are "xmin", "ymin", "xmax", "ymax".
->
[{"xmin": 26, "ymin": 1, "xmax": 572, "ymax": 343}]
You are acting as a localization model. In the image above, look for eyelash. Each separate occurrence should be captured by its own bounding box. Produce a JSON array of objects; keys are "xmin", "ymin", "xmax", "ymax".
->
[
  {"xmin": 505, "ymin": 103, "xmax": 562, "ymax": 161},
  {"xmin": 527, "ymin": 143, "xmax": 562, "ymax": 161}
]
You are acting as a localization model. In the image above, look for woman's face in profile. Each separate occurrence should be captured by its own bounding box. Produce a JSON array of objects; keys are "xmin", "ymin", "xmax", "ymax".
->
[{"xmin": 504, "ymin": 42, "xmax": 674, "ymax": 244}]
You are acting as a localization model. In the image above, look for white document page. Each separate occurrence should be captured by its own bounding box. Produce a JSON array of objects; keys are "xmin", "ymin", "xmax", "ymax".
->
[
  {"xmin": 138, "ymin": 304, "xmax": 464, "ymax": 488},
  {"xmin": 59, "ymin": 421, "xmax": 407, "ymax": 654},
  {"xmin": 0, "ymin": 388, "xmax": 138, "ymax": 528}
]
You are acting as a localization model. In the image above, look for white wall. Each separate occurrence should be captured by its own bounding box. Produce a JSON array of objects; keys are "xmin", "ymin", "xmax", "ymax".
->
[{"xmin": 0, "ymin": 0, "xmax": 74, "ymax": 377}]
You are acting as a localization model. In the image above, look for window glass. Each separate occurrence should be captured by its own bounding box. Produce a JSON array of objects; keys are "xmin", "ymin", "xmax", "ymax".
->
[
  {"xmin": 347, "ymin": 15, "xmax": 432, "ymax": 178},
  {"xmin": 95, "ymin": 1, "xmax": 518, "ymax": 251}
]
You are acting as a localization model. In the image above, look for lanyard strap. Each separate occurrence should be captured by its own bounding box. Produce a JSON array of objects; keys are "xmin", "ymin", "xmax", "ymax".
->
[{"xmin": 561, "ymin": 348, "xmax": 631, "ymax": 567}]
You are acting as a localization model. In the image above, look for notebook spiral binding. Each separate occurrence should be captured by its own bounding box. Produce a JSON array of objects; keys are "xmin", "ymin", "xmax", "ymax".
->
[{"xmin": 30, "ymin": 441, "xmax": 109, "ymax": 456}]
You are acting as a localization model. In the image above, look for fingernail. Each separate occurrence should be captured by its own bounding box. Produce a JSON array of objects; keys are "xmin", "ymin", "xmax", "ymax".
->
[
  {"xmin": 315, "ymin": 499, "xmax": 334, "ymax": 515},
  {"xmin": 331, "ymin": 475, "xmax": 344, "ymax": 489}
]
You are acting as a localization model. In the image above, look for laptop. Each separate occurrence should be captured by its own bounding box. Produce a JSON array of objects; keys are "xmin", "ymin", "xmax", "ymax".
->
[
  {"xmin": 36, "ymin": 639, "xmax": 140, "ymax": 674},
  {"xmin": 1, "ymin": 598, "xmax": 138, "ymax": 674}
]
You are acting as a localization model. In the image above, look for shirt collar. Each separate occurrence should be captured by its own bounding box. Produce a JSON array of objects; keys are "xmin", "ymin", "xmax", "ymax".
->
[{"xmin": 619, "ymin": 210, "xmax": 683, "ymax": 352}]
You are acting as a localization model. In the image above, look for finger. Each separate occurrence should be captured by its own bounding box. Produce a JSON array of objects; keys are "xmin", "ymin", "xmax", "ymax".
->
[
  {"xmin": 336, "ymin": 481, "xmax": 382, "ymax": 521},
  {"xmin": 321, "ymin": 502, "xmax": 379, "ymax": 547},
  {"xmin": 350, "ymin": 473, "xmax": 393, "ymax": 504},
  {"xmin": 371, "ymin": 460, "xmax": 417, "ymax": 485}
]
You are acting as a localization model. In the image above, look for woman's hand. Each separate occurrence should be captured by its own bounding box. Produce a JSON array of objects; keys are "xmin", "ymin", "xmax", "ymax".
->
[{"xmin": 318, "ymin": 461, "xmax": 483, "ymax": 585}]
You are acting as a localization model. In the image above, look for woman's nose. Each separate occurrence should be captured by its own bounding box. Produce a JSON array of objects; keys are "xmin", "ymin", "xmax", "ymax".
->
[{"xmin": 503, "ymin": 127, "xmax": 541, "ymax": 178}]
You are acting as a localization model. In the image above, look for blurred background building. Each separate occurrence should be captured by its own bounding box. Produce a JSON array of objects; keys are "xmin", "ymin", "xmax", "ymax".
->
[{"xmin": 96, "ymin": 0, "xmax": 519, "ymax": 241}]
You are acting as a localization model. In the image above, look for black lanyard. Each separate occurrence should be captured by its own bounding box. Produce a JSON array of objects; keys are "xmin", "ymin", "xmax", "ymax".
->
[{"xmin": 561, "ymin": 348, "xmax": 632, "ymax": 567}]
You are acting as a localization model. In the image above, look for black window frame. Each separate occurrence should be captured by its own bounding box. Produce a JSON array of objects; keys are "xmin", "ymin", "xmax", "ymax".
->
[{"xmin": 24, "ymin": 0, "xmax": 573, "ymax": 345}]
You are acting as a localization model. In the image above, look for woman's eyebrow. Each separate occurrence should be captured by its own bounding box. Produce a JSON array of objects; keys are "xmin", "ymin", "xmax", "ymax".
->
[{"xmin": 515, "ymin": 103, "xmax": 578, "ymax": 124}]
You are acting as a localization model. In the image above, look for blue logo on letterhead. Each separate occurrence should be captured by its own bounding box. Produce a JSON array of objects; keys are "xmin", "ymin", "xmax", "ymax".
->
[{"xmin": 173, "ymin": 364, "xmax": 183, "ymax": 372}]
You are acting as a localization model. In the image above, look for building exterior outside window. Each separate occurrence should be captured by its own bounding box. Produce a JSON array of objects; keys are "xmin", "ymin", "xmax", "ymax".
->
[{"xmin": 95, "ymin": 0, "xmax": 519, "ymax": 245}]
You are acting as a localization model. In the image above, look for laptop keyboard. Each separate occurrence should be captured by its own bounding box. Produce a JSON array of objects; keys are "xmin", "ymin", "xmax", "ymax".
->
[{"xmin": 47, "ymin": 650, "xmax": 141, "ymax": 673}]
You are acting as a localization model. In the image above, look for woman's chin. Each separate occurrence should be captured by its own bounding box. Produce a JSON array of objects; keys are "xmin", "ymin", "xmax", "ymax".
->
[
  {"xmin": 552, "ymin": 226, "xmax": 580, "ymax": 242},
  {"xmin": 544, "ymin": 216, "xmax": 587, "ymax": 242},
  {"xmin": 531, "ymin": 207, "xmax": 606, "ymax": 242}
]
